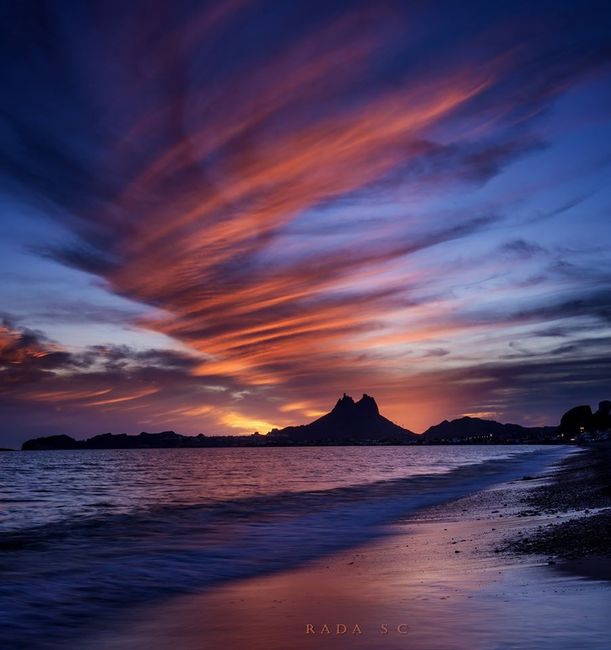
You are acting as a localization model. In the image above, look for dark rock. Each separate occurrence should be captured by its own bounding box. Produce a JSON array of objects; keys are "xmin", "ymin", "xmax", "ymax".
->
[
  {"xmin": 559, "ymin": 405, "xmax": 593, "ymax": 434},
  {"xmin": 355, "ymin": 393, "xmax": 379, "ymax": 416},
  {"xmin": 593, "ymin": 400, "xmax": 611, "ymax": 432}
]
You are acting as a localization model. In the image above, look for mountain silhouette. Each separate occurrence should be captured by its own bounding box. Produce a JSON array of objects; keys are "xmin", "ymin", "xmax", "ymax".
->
[
  {"xmin": 559, "ymin": 401, "xmax": 611, "ymax": 435},
  {"xmin": 266, "ymin": 393, "xmax": 417, "ymax": 444},
  {"xmin": 24, "ymin": 394, "xmax": 609, "ymax": 450},
  {"xmin": 423, "ymin": 416, "xmax": 556, "ymax": 443},
  {"xmin": 21, "ymin": 394, "xmax": 417, "ymax": 449}
]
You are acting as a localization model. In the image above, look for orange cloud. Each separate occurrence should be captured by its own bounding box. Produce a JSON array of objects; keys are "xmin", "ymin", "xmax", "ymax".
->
[
  {"xmin": 86, "ymin": 387, "xmax": 159, "ymax": 407},
  {"xmin": 29, "ymin": 389, "xmax": 112, "ymax": 402},
  {"xmin": 0, "ymin": 324, "xmax": 52, "ymax": 365},
  {"xmin": 85, "ymin": 11, "xmax": 522, "ymax": 415}
]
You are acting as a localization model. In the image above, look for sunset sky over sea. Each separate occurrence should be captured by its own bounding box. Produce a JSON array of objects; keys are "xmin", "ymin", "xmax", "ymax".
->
[{"xmin": 1, "ymin": 0, "xmax": 610, "ymax": 446}]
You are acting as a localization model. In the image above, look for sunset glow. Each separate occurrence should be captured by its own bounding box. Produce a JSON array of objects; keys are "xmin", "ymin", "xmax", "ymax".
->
[{"xmin": 1, "ymin": 0, "xmax": 610, "ymax": 445}]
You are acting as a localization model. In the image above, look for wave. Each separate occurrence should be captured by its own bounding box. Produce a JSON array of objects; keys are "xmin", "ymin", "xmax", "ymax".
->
[{"xmin": 0, "ymin": 447, "xmax": 570, "ymax": 648}]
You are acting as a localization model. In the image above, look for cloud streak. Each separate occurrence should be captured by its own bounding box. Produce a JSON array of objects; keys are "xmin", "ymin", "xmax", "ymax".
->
[{"xmin": 1, "ymin": 0, "xmax": 610, "ymax": 443}]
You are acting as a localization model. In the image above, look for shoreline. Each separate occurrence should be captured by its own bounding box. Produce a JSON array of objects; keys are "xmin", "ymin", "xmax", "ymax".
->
[
  {"xmin": 2, "ymin": 446, "xmax": 569, "ymax": 650},
  {"xmin": 80, "ymin": 445, "xmax": 611, "ymax": 650},
  {"xmin": 498, "ymin": 442, "xmax": 611, "ymax": 579},
  {"xmin": 18, "ymin": 441, "xmax": 572, "ymax": 451}
]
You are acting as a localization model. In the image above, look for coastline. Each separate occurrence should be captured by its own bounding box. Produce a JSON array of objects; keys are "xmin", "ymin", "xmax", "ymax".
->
[
  {"xmin": 498, "ymin": 442, "xmax": 611, "ymax": 580},
  {"xmin": 80, "ymin": 445, "xmax": 611, "ymax": 650}
]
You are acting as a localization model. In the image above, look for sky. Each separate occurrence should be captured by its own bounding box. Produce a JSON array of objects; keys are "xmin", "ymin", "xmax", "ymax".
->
[{"xmin": 1, "ymin": 0, "xmax": 611, "ymax": 447}]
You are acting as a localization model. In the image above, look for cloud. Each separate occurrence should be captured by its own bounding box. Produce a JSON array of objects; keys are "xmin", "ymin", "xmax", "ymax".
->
[
  {"xmin": 499, "ymin": 239, "xmax": 546, "ymax": 259},
  {"xmin": 0, "ymin": 325, "xmax": 188, "ymax": 433},
  {"xmin": 0, "ymin": 0, "xmax": 610, "ymax": 444},
  {"xmin": 0, "ymin": 319, "xmax": 76, "ymax": 385},
  {"xmin": 516, "ymin": 290, "xmax": 611, "ymax": 326}
]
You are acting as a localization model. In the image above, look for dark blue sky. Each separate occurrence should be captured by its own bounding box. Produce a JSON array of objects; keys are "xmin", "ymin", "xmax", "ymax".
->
[{"xmin": 1, "ymin": 0, "xmax": 611, "ymax": 446}]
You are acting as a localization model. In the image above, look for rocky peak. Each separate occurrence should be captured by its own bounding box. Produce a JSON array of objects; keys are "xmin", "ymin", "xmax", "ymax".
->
[
  {"xmin": 356, "ymin": 393, "xmax": 379, "ymax": 415},
  {"xmin": 332, "ymin": 393, "xmax": 356, "ymax": 413}
]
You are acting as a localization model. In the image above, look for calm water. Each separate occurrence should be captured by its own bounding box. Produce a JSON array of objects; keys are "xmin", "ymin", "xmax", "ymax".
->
[
  {"xmin": 0, "ymin": 446, "xmax": 558, "ymax": 531},
  {"xmin": 0, "ymin": 445, "xmax": 570, "ymax": 648}
]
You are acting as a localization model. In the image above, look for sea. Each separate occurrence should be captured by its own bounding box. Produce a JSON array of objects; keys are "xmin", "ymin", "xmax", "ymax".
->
[{"xmin": 0, "ymin": 445, "xmax": 570, "ymax": 648}]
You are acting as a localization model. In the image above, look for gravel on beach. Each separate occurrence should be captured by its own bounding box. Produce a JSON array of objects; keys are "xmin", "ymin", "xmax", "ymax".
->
[{"xmin": 501, "ymin": 443, "xmax": 611, "ymax": 561}]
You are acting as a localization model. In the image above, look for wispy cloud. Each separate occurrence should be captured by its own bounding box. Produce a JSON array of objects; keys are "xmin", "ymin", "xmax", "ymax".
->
[{"xmin": 1, "ymin": 0, "xmax": 610, "ymax": 444}]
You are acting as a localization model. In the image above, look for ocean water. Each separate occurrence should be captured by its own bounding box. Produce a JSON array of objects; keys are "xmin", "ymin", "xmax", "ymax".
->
[
  {"xmin": 0, "ymin": 445, "xmax": 569, "ymax": 648},
  {"xmin": 0, "ymin": 445, "xmax": 564, "ymax": 532}
]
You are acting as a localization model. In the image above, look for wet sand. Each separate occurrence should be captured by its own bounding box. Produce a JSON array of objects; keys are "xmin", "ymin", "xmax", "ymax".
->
[{"xmin": 83, "ymin": 449, "xmax": 611, "ymax": 650}]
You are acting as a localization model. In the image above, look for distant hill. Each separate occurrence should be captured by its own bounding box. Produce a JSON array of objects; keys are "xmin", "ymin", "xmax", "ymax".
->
[
  {"xmin": 21, "ymin": 434, "xmax": 79, "ymax": 450},
  {"xmin": 266, "ymin": 393, "xmax": 417, "ymax": 444},
  {"xmin": 21, "ymin": 431, "xmax": 262, "ymax": 450},
  {"xmin": 23, "ymin": 431, "xmax": 194, "ymax": 450},
  {"xmin": 422, "ymin": 416, "xmax": 557, "ymax": 443}
]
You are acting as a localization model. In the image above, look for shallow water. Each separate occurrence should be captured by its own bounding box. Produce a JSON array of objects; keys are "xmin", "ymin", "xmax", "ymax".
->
[
  {"xmin": 79, "ymin": 448, "xmax": 610, "ymax": 650},
  {"xmin": 0, "ymin": 446, "xmax": 554, "ymax": 531},
  {"xmin": 0, "ymin": 445, "xmax": 571, "ymax": 648}
]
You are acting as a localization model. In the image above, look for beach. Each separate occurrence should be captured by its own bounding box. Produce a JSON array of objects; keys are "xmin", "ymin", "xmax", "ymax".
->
[
  {"xmin": 500, "ymin": 442, "xmax": 611, "ymax": 578},
  {"xmin": 2, "ymin": 445, "xmax": 609, "ymax": 649},
  {"xmin": 78, "ymin": 444, "xmax": 611, "ymax": 650}
]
